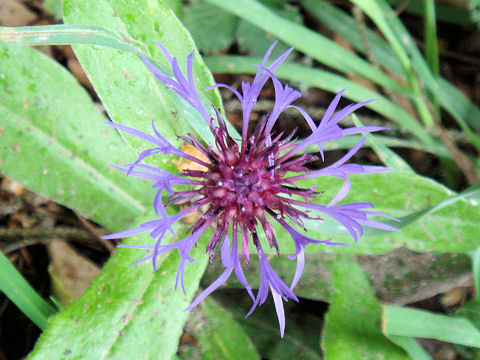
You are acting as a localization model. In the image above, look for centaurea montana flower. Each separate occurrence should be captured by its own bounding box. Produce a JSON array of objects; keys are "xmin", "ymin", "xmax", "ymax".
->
[{"xmin": 103, "ymin": 41, "xmax": 398, "ymax": 337}]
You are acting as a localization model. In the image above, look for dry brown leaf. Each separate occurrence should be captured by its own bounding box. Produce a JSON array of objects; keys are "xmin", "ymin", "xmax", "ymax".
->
[
  {"xmin": 0, "ymin": 0, "xmax": 37, "ymax": 27},
  {"xmin": 47, "ymin": 239, "xmax": 100, "ymax": 306}
]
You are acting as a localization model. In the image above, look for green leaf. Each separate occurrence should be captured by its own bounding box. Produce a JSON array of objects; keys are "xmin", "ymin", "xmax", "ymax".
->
[
  {"xmin": 29, "ymin": 213, "xmax": 210, "ymax": 359},
  {"xmin": 386, "ymin": 182, "xmax": 480, "ymax": 231},
  {"xmin": 163, "ymin": 0, "xmax": 184, "ymax": 18},
  {"xmin": 424, "ymin": 0, "xmax": 440, "ymax": 79},
  {"xmin": 387, "ymin": 0, "xmax": 472, "ymax": 26},
  {"xmin": 387, "ymin": 335, "xmax": 433, "ymax": 360},
  {"xmin": 214, "ymin": 290, "xmax": 323, "ymax": 360},
  {"xmin": 383, "ymin": 305, "xmax": 480, "ymax": 348},
  {"xmin": 268, "ymin": 172, "xmax": 480, "ymax": 255},
  {"xmin": 0, "ymin": 44, "xmax": 149, "ymax": 231},
  {"xmin": 322, "ymin": 256, "xmax": 407, "ymax": 359},
  {"xmin": 179, "ymin": 298, "xmax": 261, "ymax": 360},
  {"xmin": 43, "ymin": 0, "xmax": 63, "ymax": 20},
  {"xmin": 182, "ymin": 0, "xmax": 238, "ymax": 54},
  {"xmin": 0, "ymin": 252, "xmax": 56, "ymax": 329},
  {"xmin": 473, "ymin": 247, "xmax": 480, "ymax": 301},
  {"xmin": 351, "ymin": 114, "xmax": 415, "ymax": 173},
  {"xmin": 470, "ymin": 0, "xmax": 480, "ymax": 29},
  {"xmin": 455, "ymin": 301, "xmax": 480, "ymax": 358},
  {"xmin": 62, "ymin": 0, "xmax": 228, "ymax": 155},
  {"xmin": 204, "ymin": 0, "xmax": 411, "ymax": 97}
]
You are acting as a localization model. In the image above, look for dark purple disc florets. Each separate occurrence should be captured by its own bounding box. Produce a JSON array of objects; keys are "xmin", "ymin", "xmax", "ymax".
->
[
  {"xmin": 103, "ymin": 41, "xmax": 399, "ymax": 337},
  {"xmin": 174, "ymin": 111, "xmax": 317, "ymax": 264}
]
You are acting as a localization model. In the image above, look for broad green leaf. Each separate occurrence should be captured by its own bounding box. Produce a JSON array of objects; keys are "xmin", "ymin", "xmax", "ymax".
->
[
  {"xmin": 268, "ymin": 172, "xmax": 480, "ymax": 255},
  {"xmin": 63, "ymin": 0, "xmax": 228, "ymax": 158},
  {"xmin": 383, "ymin": 305, "xmax": 480, "ymax": 348},
  {"xmin": 0, "ymin": 44, "xmax": 149, "ymax": 230},
  {"xmin": 383, "ymin": 182, "xmax": 480, "ymax": 230},
  {"xmin": 203, "ymin": 251, "xmax": 471, "ymax": 304},
  {"xmin": 30, "ymin": 213, "xmax": 210, "ymax": 359},
  {"xmin": 322, "ymin": 256, "xmax": 408, "ymax": 359},
  {"xmin": 204, "ymin": 0, "xmax": 411, "ymax": 97},
  {"xmin": 215, "ymin": 290, "xmax": 323, "ymax": 360},
  {"xmin": 205, "ymin": 55, "xmax": 438, "ymax": 146},
  {"xmin": 163, "ymin": 0, "xmax": 184, "ymax": 17},
  {"xmin": 182, "ymin": 0, "xmax": 238, "ymax": 54},
  {"xmin": 43, "ymin": 0, "xmax": 63, "ymax": 20},
  {"xmin": 352, "ymin": 115, "xmax": 415, "ymax": 173},
  {"xmin": 179, "ymin": 298, "xmax": 261, "ymax": 360},
  {"xmin": 0, "ymin": 252, "xmax": 56, "ymax": 329}
]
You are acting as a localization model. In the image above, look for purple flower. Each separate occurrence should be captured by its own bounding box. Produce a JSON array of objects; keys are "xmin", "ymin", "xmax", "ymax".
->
[{"xmin": 103, "ymin": 41, "xmax": 398, "ymax": 337}]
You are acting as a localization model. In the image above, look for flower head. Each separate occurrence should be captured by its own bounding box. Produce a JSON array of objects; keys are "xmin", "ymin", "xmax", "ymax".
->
[{"xmin": 103, "ymin": 41, "xmax": 398, "ymax": 337}]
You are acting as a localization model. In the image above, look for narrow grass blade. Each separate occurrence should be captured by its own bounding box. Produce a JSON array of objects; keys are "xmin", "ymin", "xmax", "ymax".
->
[
  {"xmin": 383, "ymin": 305, "xmax": 480, "ymax": 348},
  {"xmin": 0, "ymin": 24, "xmax": 135, "ymax": 53},
  {"xmin": 388, "ymin": 0, "xmax": 473, "ymax": 26},
  {"xmin": 472, "ymin": 246, "xmax": 480, "ymax": 302},
  {"xmin": 350, "ymin": 0, "xmax": 434, "ymax": 127},
  {"xmin": 0, "ymin": 252, "xmax": 56, "ymax": 329},
  {"xmin": 363, "ymin": 0, "xmax": 480, "ymax": 150},
  {"xmin": 424, "ymin": 0, "xmax": 440, "ymax": 118},
  {"xmin": 204, "ymin": 0, "xmax": 410, "ymax": 96},
  {"xmin": 424, "ymin": 0, "xmax": 439, "ymax": 78},
  {"xmin": 387, "ymin": 335, "xmax": 433, "ymax": 360},
  {"xmin": 301, "ymin": 0, "xmax": 480, "ymax": 135}
]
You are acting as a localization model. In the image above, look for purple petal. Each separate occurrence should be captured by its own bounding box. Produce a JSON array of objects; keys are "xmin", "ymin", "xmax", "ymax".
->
[
  {"xmin": 184, "ymin": 265, "xmax": 233, "ymax": 311},
  {"xmin": 290, "ymin": 248, "xmax": 304, "ymax": 291},
  {"xmin": 105, "ymin": 121, "xmax": 161, "ymax": 146},
  {"xmin": 330, "ymin": 99, "xmax": 374, "ymax": 125},
  {"xmin": 328, "ymin": 176, "xmax": 351, "ymax": 206},
  {"xmin": 271, "ymin": 286, "xmax": 286, "ymax": 338},
  {"xmin": 220, "ymin": 236, "xmax": 231, "ymax": 267},
  {"xmin": 207, "ymin": 83, "xmax": 243, "ymax": 103}
]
